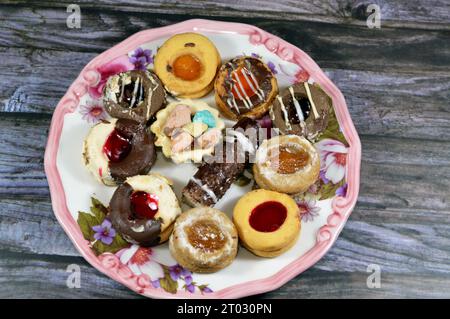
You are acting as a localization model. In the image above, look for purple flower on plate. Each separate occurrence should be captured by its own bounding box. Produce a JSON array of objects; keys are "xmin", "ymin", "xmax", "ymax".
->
[
  {"xmin": 319, "ymin": 170, "xmax": 330, "ymax": 184},
  {"xmin": 336, "ymin": 183, "xmax": 348, "ymax": 197},
  {"xmin": 169, "ymin": 264, "xmax": 191, "ymax": 281},
  {"xmin": 79, "ymin": 100, "xmax": 107, "ymax": 124},
  {"xmin": 251, "ymin": 52, "xmax": 262, "ymax": 59},
  {"xmin": 130, "ymin": 47, "xmax": 153, "ymax": 70},
  {"xmin": 267, "ymin": 61, "xmax": 278, "ymax": 75},
  {"xmin": 92, "ymin": 219, "xmax": 116, "ymax": 245},
  {"xmin": 201, "ymin": 286, "xmax": 213, "ymax": 293},
  {"xmin": 151, "ymin": 279, "xmax": 161, "ymax": 289},
  {"xmin": 184, "ymin": 275, "xmax": 195, "ymax": 293},
  {"xmin": 297, "ymin": 198, "xmax": 320, "ymax": 223}
]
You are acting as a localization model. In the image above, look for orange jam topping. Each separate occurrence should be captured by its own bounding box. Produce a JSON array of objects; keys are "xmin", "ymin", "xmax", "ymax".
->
[
  {"xmin": 270, "ymin": 145, "xmax": 310, "ymax": 174},
  {"xmin": 173, "ymin": 54, "xmax": 202, "ymax": 81},
  {"xmin": 186, "ymin": 220, "xmax": 226, "ymax": 252},
  {"xmin": 231, "ymin": 67, "xmax": 257, "ymax": 100}
]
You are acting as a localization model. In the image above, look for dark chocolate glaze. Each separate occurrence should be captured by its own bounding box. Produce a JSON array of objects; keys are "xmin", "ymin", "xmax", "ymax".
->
[
  {"xmin": 182, "ymin": 118, "xmax": 259, "ymax": 207},
  {"xmin": 109, "ymin": 119, "xmax": 156, "ymax": 183},
  {"xmin": 109, "ymin": 183, "xmax": 162, "ymax": 247},
  {"xmin": 220, "ymin": 57, "xmax": 274, "ymax": 116},
  {"xmin": 103, "ymin": 70, "xmax": 166, "ymax": 124},
  {"xmin": 271, "ymin": 83, "xmax": 331, "ymax": 141}
]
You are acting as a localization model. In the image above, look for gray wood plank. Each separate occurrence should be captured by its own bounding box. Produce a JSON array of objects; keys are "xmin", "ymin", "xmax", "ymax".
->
[
  {"xmin": 4, "ymin": 0, "xmax": 450, "ymax": 30},
  {"xmin": 1, "ymin": 245, "xmax": 449, "ymax": 298},
  {"xmin": 1, "ymin": 47, "xmax": 449, "ymax": 140},
  {"xmin": 0, "ymin": 250, "xmax": 141, "ymax": 298},
  {"xmin": 0, "ymin": 115, "xmax": 50, "ymax": 197},
  {"xmin": 0, "ymin": 6, "xmax": 449, "ymax": 73}
]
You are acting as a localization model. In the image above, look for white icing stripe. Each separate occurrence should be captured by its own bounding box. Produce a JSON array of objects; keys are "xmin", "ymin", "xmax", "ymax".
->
[
  {"xmin": 304, "ymin": 82, "xmax": 319, "ymax": 119},
  {"xmin": 234, "ymin": 71, "xmax": 253, "ymax": 109},
  {"xmin": 278, "ymin": 96, "xmax": 292, "ymax": 130},
  {"xmin": 289, "ymin": 86, "xmax": 305, "ymax": 122},
  {"xmin": 119, "ymin": 78, "xmax": 126, "ymax": 103},
  {"xmin": 129, "ymin": 77, "xmax": 140, "ymax": 108},
  {"xmin": 190, "ymin": 177, "xmax": 218, "ymax": 204},
  {"xmin": 247, "ymin": 68, "xmax": 265, "ymax": 99},
  {"xmin": 241, "ymin": 68, "xmax": 264, "ymax": 101},
  {"xmin": 228, "ymin": 96, "xmax": 240, "ymax": 114}
]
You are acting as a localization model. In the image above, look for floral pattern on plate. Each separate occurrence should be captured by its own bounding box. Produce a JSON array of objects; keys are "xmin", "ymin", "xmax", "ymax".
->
[{"xmin": 77, "ymin": 197, "xmax": 212, "ymax": 294}]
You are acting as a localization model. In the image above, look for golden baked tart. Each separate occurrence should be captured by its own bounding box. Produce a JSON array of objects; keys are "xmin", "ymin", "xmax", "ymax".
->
[
  {"xmin": 214, "ymin": 56, "xmax": 278, "ymax": 120},
  {"xmin": 253, "ymin": 135, "xmax": 320, "ymax": 194},
  {"xmin": 233, "ymin": 189, "xmax": 300, "ymax": 258},
  {"xmin": 154, "ymin": 33, "xmax": 221, "ymax": 98},
  {"xmin": 169, "ymin": 207, "xmax": 238, "ymax": 273}
]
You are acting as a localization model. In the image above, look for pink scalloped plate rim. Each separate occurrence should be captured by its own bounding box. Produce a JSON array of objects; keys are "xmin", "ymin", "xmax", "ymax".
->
[{"xmin": 44, "ymin": 19, "xmax": 361, "ymax": 299}]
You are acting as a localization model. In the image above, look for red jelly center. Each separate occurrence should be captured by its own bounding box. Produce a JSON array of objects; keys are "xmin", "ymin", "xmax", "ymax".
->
[
  {"xmin": 130, "ymin": 191, "xmax": 159, "ymax": 220},
  {"xmin": 249, "ymin": 201, "xmax": 287, "ymax": 232},
  {"xmin": 231, "ymin": 68, "xmax": 257, "ymax": 100},
  {"xmin": 103, "ymin": 129, "xmax": 132, "ymax": 163}
]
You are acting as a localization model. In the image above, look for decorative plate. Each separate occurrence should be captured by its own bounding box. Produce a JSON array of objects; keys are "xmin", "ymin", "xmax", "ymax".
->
[{"xmin": 44, "ymin": 19, "xmax": 361, "ymax": 299}]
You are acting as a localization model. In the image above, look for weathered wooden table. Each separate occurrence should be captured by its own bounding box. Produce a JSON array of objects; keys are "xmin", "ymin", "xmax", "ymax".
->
[{"xmin": 1, "ymin": 1, "xmax": 449, "ymax": 299}]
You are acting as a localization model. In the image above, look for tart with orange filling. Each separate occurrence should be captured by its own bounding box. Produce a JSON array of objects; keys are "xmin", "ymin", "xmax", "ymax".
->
[
  {"xmin": 233, "ymin": 189, "xmax": 300, "ymax": 258},
  {"xmin": 154, "ymin": 33, "xmax": 221, "ymax": 98},
  {"xmin": 214, "ymin": 56, "xmax": 278, "ymax": 120},
  {"xmin": 253, "ymin": 135, "xmax": 320, "ymax": 194},
  {"xmin": 169, "ymin": 207, "xmax": 238, "ymax": 273}
]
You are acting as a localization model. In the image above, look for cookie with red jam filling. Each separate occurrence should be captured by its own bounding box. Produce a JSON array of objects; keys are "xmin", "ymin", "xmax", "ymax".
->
[
  {"xmin": 82, "ymin": 119, "xmax": 156, "ymax": 186},
  {"xmin": 233, "ymin": 189, "xmax": 301, "ymax": 258},
  {"xmin": 109, "ymin": 174, "xmax": 181, "ymax": 246}
]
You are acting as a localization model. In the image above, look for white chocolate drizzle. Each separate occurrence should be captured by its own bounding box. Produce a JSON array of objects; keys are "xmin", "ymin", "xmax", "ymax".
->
[
  {"xmin": 226, "ymin": 63, "xmax": 265, "ymax": 112},
  {"xmin": 289, "ymin": 86, "xmax": 305, "ymax": 122},
  {"xmin": 190, "ymin": 177, "xmax": 218, "ymax": 204},
  {"xmin": 277, "ymin": 96, "xmax": 292, "ymax": 130},
  {"xmin": 304, "ymin": 82, "xmax": 319, "ymax": 119}
]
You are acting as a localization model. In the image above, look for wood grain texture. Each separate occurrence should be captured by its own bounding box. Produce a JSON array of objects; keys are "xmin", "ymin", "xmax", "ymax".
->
[
  {"xmin": 0, "ymin": 0, "xmax": 449, "ymax": 299},
  {"xmin": 1, "ymin": 47, "xmax": 449, "ymax": 141},
  {"xmin": 4, "ymin": 0, "xmax": 450, "ymax": 30},
  {"xmin": 1, "ymin": 5, "xmax": 449, "ymax": 72}
]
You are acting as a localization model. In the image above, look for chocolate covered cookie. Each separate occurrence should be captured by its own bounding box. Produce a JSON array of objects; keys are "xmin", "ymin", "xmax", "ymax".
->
[
  {"xmin": 83, "ymin": 118, "xmax": 156, "ymax": 186},
  {"xmin": 109, "ymin": 174, "xmax": 182, "ymax": 246},
  {"xmin": 103, "ymin": 70, "xmax": 166, "ymax": 124},
  {"xmin": 270, "ymin": 82, "xmax": 331, "ymax": 141}
]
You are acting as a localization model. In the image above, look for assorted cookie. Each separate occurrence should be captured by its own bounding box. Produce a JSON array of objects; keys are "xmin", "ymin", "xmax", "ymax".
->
[
  {"xmin": 80, "ymin": 32, "xmax": 340, "ymax": 272},
  {"xmin": 215, "ymin": 56, "xmax": 278, "ymax": 120},
  {"xmin": 233, "ymin": 189, "xmax": 300, "ymax": 258},
  {"xmin": 270, "ymin": 82, "xmax": 331, "ymax": 141},
  {"xmin": 83, "ymin": 118, "xmax": 156, "ymax": 186},
  {"xmin": 150, "ymin": 99, "xmax": 225, "ymax": 163},
  {"xmin": 109, "ymin": 174, "xmax": 182, "ymax": 246},
  {"xmin": 253, "ymin": 135, "xmax": 320, "ymax": 194},
  {"xmin": 169, "ymin": 207, "xmax": 238, "ymax": 273},
  {"xmin": 154, "ymin": 33, "xmax": 221, "ymax": 98},
  {"xmin": 182, "ymin": 117, "xmax": 259, "ymax": 207},
  {"xmin": 103, "ymin": 70, "xmax": 166, "ymax": 124}
]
